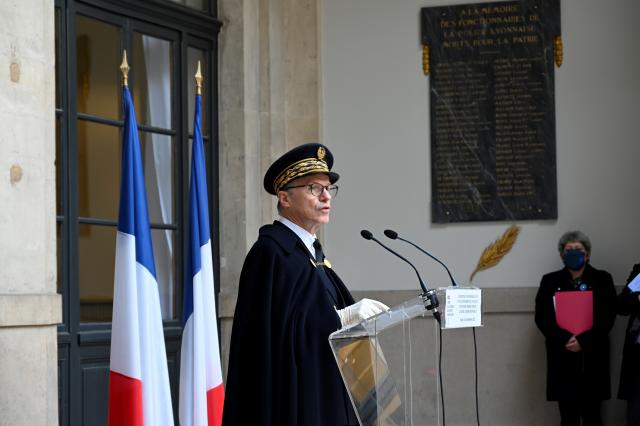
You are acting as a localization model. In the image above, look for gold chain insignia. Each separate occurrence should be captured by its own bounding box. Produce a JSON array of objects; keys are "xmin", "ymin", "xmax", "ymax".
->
[{"xmin": 309, "ymin": 257, "xmax": 332, "ymax": 269}]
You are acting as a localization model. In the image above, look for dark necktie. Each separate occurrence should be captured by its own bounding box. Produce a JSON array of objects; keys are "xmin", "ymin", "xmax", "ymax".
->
[{"xmin": 313, "ymin": 239, "xmax": 324, "ymax": 263}]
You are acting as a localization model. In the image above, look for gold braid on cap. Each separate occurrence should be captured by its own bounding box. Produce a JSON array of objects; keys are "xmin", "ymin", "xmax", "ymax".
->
[{"xmin": 273, "ymin": 158, "xmax": 330, "ymax": 193}]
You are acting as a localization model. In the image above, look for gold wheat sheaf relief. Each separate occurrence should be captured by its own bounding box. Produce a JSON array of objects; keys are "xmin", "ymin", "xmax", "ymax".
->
[{"xmin": 469, "ymin": 225, "xmax": 520, "ymax": 282}]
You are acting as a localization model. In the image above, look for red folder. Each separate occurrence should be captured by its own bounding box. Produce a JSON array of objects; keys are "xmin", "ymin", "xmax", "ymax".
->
[{"xmin": 554, "ymin": 290, "xmax": 593, "ymax": 335}]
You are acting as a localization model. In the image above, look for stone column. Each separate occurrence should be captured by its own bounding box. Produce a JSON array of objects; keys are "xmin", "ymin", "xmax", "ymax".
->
[
  {"xmin": 0, "ymin": 0, "xmax": 62, "ymax": 424},
  {"xmin": 217, "ymin": 0, "xmax": 321, "ymax": 375}
]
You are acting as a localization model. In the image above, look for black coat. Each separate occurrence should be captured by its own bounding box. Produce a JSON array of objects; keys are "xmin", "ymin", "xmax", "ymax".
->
[
  {"xmin": 535, "ymin": 264, "xmax": 617, "ymax": 401},
  {"xmin": 617, "ymin": 264, "xmax": 640, "ymax": 400},
  {"xmin": 222, "ymin": 221, "xmax": 358, "ymax": 426}
]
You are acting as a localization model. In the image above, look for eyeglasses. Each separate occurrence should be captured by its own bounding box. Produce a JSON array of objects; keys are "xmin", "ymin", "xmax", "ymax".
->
[{"xmin": 283, "ymin": 183, "xmax": 339, "ymax": 198}]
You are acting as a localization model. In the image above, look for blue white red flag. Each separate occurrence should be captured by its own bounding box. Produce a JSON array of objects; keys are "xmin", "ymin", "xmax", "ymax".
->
[
  {"xmin": 108, "ymin": 85, "xmax": 174, "ymax": 426},
  {"xmin": 179, "ymin": 92, "xmax": 225, "ymax": 426}
]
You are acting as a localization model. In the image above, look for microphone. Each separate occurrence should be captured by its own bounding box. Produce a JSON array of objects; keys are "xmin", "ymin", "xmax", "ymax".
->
[
  {"xmin": 361, "ymin": 230, "xmax": 440, "ymax": 321},
  {"xmin": 384, "ymin": 229, "xmax": 458, "ymax": 287},
  {"xmin": 361, "ymin": 230, "xmax": 428, "ymax": 293}
]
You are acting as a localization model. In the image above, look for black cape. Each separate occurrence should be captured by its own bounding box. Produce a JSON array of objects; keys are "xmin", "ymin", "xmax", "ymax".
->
[
  {"xmin": 222, "ymin": 221, "xmax": 358, "ymax": 426},
  {"xmin": 534, "ymin": 264, "xmax": 617, "ymax": 401},
  {"xmin": 617, "ymin": 264, "xmax": 640, "ymax": 400}
]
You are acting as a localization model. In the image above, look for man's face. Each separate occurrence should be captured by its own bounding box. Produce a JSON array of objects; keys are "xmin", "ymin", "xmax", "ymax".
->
[{"xmin": 278, "ymin": 173, "xmax": 333, "ymax": 234}]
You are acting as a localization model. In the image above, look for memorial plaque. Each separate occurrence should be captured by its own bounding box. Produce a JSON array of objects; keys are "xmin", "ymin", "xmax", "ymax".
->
[{"xmin": 421, "ymin": 0, "xmax": 560, "ymax": 223}]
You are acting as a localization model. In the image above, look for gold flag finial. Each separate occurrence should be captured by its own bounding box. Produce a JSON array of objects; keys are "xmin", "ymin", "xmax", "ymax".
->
[
  {"xmin": 120, "ymin": 50, "xmax": 130, "ymax": 87},
  {"xmin": 195, "ymin": 61, "xmax": 203, "ymax": 95},
  {"xmin": 554, "ymin": 35, "xmax": 563, "ymax": 67},
  {"xmin": 422, "ymin": 44, "xmax": 430, "ymax": 76}
]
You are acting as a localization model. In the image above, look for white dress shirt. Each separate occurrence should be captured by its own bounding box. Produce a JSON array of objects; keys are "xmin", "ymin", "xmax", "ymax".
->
[{"xmin": 278, "ymin": 216, "xmax": 317, "ymax": 259}]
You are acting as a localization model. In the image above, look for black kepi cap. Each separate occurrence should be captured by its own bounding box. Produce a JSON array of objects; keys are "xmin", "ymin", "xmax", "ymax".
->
[{"xmin": 263, "ymin": 142, "xmax": 340, "ymax": 195}]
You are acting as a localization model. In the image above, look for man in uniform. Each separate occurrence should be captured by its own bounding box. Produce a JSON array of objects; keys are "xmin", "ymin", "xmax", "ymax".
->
[{"xmin": 222, "ymin": 143, "xmax": 386, "ymax": 426}]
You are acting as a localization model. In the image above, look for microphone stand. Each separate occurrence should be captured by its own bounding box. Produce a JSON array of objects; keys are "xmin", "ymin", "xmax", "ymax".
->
[
  {"xmin": 421, "ymin": 289, "xmax": 441, "ymax": 322},
  {"xmin": 384, "ymin": 229, "xmax": 458, "ymax": 287},
  {"xmin": 361, "ymin": 230, "xmax": 441, "ymax": 322}
]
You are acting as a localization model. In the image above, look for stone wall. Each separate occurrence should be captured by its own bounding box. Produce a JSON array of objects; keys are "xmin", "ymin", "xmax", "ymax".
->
[{"xmin": 0, "ymin": 0, "xmax": 61, "ymax": 424}]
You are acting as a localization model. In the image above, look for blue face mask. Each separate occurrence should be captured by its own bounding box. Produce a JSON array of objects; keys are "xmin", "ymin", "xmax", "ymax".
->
[{"xmin": 563, "ymin": 250, "xmax": 586, "ymax": 271}]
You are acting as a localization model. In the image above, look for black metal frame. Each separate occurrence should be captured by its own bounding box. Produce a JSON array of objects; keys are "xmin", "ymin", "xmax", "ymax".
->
[{"xmin": 55, "ymin": 0, "xmax": 221, "ymax": 424}]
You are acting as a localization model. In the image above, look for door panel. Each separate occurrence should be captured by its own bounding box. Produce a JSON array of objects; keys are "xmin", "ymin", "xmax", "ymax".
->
[{"xmin": 81, "ymin": 363, "xmax": 109, "ymax": 425}]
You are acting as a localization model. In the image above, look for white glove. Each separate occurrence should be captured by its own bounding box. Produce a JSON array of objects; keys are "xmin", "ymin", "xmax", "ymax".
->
[{"xmin": 335, "ymin": 298, "xmax": 390, "ymax": 328}]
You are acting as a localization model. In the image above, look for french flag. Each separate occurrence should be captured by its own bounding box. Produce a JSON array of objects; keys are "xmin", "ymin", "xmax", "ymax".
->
[
  {"xmin": 179, "ymin": 89, "xmax": 224, "ymax": 426},
  {"xmin": 108, "ymin": 84, "xmax": 174, "ymax": 426}
]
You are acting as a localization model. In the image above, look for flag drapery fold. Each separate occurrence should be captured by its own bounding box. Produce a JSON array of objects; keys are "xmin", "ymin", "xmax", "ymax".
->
[
  {"xmin": 108, "ymin": 83, "xmax": 174, "ymax": 426},
  {"xmin": 179, "ymin": 87, "xmax": 225, "ymax": 426}
]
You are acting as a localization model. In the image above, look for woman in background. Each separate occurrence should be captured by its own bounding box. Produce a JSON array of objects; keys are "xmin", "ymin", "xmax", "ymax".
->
[{"xmin": 535, "ymin": 231, "xmax": 617, "ymax": 426}]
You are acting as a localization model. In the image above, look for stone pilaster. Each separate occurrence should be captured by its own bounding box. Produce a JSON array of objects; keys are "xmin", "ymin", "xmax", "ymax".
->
[
  {"xmin": 217, "ymin": 0, "xmax": 321, "ymax": 375},
  {"xmin": 0, "ymin": 0, "xmax": 61, "ymax": 424}
]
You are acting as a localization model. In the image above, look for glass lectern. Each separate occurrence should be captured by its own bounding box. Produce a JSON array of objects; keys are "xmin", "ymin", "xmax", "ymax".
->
[{"xmin": 329, "ymin": 294, "xmax": 441, "ymax": 426}]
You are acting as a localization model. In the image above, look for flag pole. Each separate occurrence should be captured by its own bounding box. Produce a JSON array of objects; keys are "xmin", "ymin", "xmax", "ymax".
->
[
  {"xmin": 179, "ymin": 59, "xmax": 225, "ymax": 426},
  {"xmin": 195, "ymin": 60, "xmax": 203, "ymax": 95},
  {"xmin": 120, "ymin": 50, "xmax": 130, "ymax": 87},
  {"xmin": 109, "ymin": 47, "xmax": 175, "ymax": 426}
]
